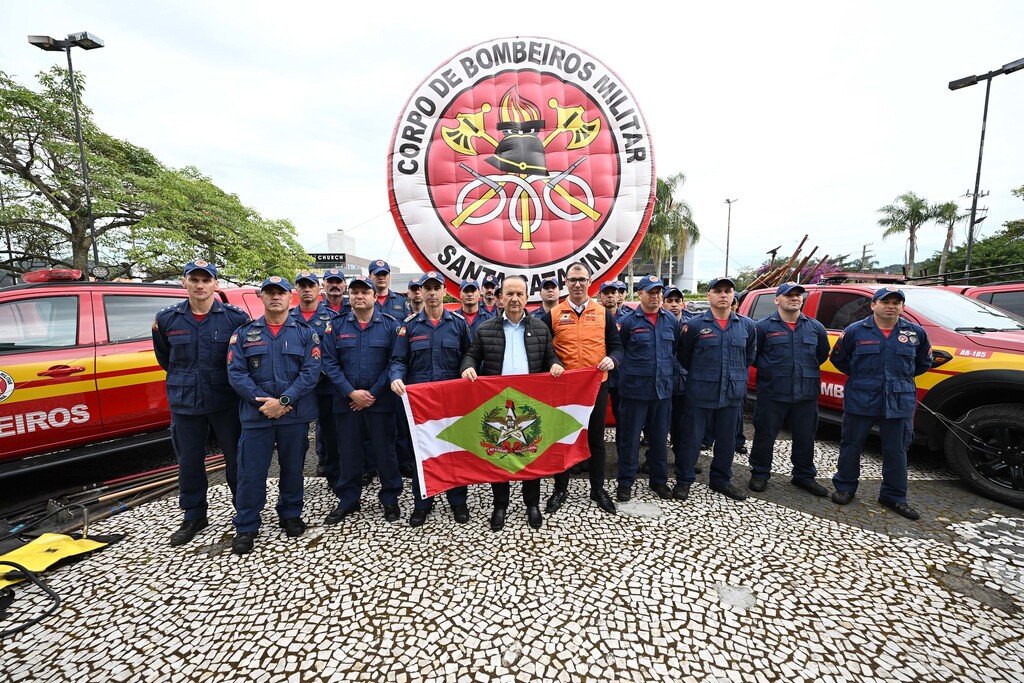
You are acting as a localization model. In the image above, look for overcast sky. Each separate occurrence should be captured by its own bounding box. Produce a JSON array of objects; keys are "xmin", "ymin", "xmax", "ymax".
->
[{"xmin": 3, "ymin": 1, "xmax": 1023, "ymax": 281}]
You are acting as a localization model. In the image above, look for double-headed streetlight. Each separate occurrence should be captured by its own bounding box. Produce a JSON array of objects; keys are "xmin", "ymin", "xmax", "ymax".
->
[
  {"xmin": 28, "ymin": 32, "xmax": 105, "ymax": 269},
  {"xmin": 724, "ymin": 198, "xmax": 738, "ymax": 276},
  {"xmin": 949, "ymin": 56, "xmax": 1024, "ymax": 279}
]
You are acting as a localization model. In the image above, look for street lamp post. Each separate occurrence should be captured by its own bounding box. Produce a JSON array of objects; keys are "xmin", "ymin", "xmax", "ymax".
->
[
  {"xmin": 28, "ymin": 32, "xmax": 105, "ymax": 270},
  {"xmin": 949, "ymin": 56, "xmax": 1024, "ymax": 281},
  {"xmin": 724, "ymin": 198, "xmax": 738, "ymax": 276}
]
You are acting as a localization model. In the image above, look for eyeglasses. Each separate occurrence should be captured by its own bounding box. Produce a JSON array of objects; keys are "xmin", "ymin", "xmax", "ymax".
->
[{"xmin": 566, "ymin": 277, "xmax": 589, "ymax": 284}]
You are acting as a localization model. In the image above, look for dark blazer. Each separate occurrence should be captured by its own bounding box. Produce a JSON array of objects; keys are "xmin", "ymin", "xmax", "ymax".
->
[{"xmin": 460, "ymin": 312, "xmax": 562, "ymax": 377}]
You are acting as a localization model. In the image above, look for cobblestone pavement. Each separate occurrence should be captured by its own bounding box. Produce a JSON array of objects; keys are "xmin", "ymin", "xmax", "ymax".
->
[{"xmin": 3, "ymin": 430, "xmax": 1024, "ymax": 683}]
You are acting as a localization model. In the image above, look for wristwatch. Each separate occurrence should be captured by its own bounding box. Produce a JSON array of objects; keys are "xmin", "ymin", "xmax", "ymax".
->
[{"xmin": 279, "ymin": 395, "xmax": 291, "ymax": 406}]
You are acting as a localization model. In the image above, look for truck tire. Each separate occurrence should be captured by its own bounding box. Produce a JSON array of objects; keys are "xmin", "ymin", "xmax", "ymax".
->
[{"xmin": 943, "ymin": 404, "xmax": 1024, "ymax": 509}]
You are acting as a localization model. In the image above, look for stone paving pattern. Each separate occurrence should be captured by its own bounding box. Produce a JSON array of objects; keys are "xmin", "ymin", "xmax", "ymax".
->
[{"xmin": 4, "ymin": 436, "xmax": 1024, "ymax": 683}]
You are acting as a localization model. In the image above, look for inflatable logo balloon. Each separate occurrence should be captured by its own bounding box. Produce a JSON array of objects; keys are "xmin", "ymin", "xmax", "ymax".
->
[{"xmin": 389, "ymin": 37, "xmax": 655, "ymax": 301}]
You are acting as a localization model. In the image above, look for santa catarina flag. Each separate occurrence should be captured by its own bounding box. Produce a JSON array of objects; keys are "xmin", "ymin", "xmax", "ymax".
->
[{"xmin": 402, "ymin": 367, "xmax": 603, "ymax": 498}]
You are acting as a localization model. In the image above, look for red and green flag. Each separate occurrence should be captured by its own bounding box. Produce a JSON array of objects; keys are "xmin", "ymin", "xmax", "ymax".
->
[{"xmin": 402, "ymin": 367, "xmax": 603, "ymax": 498}]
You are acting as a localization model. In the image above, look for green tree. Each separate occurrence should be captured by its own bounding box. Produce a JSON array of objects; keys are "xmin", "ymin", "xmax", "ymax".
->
[
  {"xmin": 630, "ymin": 172, "xmax": 700, "ymax": 289},
  {"xmin": 931, "ymin": 200, "xmax": 964, "ymax": 276},
  {"xmin": 0, "ymin": 68, "xmax": 308, "ymax": 280},
  {"xmin": 878, "ymin": 191, "xmax": 934, "ymax": 275},
  {"xmin": 919, "ymin": 229, "xmax": 1024, "ymax": 277},
  {"xmin": 1004, "ymin": 184, "xmax": 1024, "ymax": 238}
]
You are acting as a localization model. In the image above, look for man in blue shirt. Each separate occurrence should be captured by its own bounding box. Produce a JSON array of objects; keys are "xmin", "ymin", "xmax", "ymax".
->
[
  {"xmin": 370, "ymin": 260, "xmax": 408, "ymax": 318},
  {"xmin": 829, "ymin": 286, "xmax": 932, "ymax": 520}
]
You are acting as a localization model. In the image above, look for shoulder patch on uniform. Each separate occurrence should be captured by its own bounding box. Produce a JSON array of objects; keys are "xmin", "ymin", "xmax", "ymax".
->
[
  {"xmin": 397, "ymin": 326, "xmax": 407, "ymax": 336},
  {"xmin": 403, "ymin": 313, "xmax": 416, "ymax": 323},
  {"xmin": 450, "ymin": 310, "xmax": 465, "ymax": 320}
]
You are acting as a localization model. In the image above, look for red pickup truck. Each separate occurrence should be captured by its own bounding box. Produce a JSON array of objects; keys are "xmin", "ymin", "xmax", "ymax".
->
[
  {"xmin": 0, "ymin": 271, "xmax": 267, "ymax": 475},
  {"xmin": 738, "ymin": 282, "xmax": 1024, "ymax": 507}
]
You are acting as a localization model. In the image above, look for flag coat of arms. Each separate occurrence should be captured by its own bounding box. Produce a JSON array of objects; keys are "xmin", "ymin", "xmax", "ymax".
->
[{"xmin": 401, "ymin": 367, "xmax": 602, "ymax": 497}]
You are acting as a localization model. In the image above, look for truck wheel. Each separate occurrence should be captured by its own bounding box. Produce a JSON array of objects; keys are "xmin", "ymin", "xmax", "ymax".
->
[{"xmin": 944, "ymin": 404, "xmax": 1024, "ymax": 508}]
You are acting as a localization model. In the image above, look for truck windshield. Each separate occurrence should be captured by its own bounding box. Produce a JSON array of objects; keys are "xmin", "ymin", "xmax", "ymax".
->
[{"xmin": 906, "ymin": 288, "xmax": 1024, "ymax": 332}]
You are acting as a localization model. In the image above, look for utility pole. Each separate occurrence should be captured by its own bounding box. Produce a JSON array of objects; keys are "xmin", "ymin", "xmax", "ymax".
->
[{"xmin": 860, "ymin": 243, "xmax": 874, "ymax": 271}]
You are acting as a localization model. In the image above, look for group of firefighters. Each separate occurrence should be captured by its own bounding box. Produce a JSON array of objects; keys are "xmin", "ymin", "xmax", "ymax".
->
[{"xmin": 152, "ymin": 257, "xmax": 932, "ymax": 555}]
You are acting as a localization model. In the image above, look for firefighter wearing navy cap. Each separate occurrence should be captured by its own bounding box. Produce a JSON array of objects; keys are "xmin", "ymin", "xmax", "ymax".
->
[
  {"xmin": 389, "ymin": 271, "xmax": 473, "ymax": 527},
  {"xmin": 748, "ymin": 282, "xmax": 831, "ymax": 496},
  {"xmin": 321, "ymin": 268, "xmax": 350, "ymax": 317},
  {"xmin": 369, "ymin": 260, "xmax": 408, "ymax": 317},
  {"xmin": 597, "ymin": 279, "xmax": 626, "ymax": 455},
  {"xmin": 661, "ymin": 285, "xmax": 693, "ymax": 474},
  {"xmin": 531, "ymin": 276, "xmax": 560, "ymax": 317},
  {"xmin": 674, "ymin": 276, "xmax": 756, "ymax": 502},
  {"xmin": 459, "ymin": 278, "xmax": 494, "ymax": 341},
  {"xmin": 480, "ymin": 274, "xmax": 500, "ymax": 315},
  {"xmin": 227, "ymin": 276, "xmax": 321, "ymax": 554},
  {"xmin": 291, "ymin": 271, "xmax": 341, "ymax": 485},
  {"xmin": 406, "ymin": 276, "xmax": 424, "ymax": 316},
  {"xmin": 153, "ymin": 259, "xmax": 250, "ymax": 547},
  {"xmin": 615, "ymin": 275, "xmax": 681, "ymax": 501},
  {"xmin": 321, "ymin": 275, "xmax": 403, "ymax": 524},
  {"xmin": 829, "ymin": 286, "xmax": 932, "ymax": 520},
  {"xmin": 615, "ymin": 280, "xmax": 633, "ymax": 319}
]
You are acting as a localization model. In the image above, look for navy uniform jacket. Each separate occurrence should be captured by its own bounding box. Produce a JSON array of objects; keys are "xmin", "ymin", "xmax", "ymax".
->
[
  {"xmin": 375, "ymin": 290, "xmax": 408, "ymax": 318},
  {"xmin": 389, "ymin": 309, "xmax": 470, "ymax": 385},
  {"xmin": 153, "ymin": 299, "xmax": 250, "ymax": 414},
  {"xmin": 829, "ymin": 315, "xmax": 932, "ymax": 418},
  {"xmin": 322, "ymin": 295, "xmax": 351, "ymax": 318},
  {"xmin": 462, "ymin": 307, "xmax": 495, "ymax": 342},
  {"xmin": 227, "ymin": 316, "xmax": 321, "ymax": 428},
  {"xmin": 617, "ymin": 306, "xmax": 682, "ymax": 401},
  {"xmin": 321, "ymin": 310, "xmax": 398, "ymax": 413},
  {"xmin": 753, "ymin": 312, "xmax": 830, "ymax": 402},
  {"xmin": 290, "ymin": 303, "xmax": 336, "ymax": 395},
  {"xmin": 679, "ymin": 310, "xmax": 757, "ymax": 409}
]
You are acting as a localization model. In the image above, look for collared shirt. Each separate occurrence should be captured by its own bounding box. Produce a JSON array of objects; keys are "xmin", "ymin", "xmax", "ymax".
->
[
  {"xmin": 501, "ymin": 315, "xmax": 529, "ymax": 375},
  {"xmin": 568, "ymin": 299, "xmax": 588, "ymax": 316}
]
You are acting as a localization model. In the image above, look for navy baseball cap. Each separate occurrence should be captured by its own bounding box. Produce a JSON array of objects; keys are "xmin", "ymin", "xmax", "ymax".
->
[
  {"xmin": 369, "ymin": 260, "xmax": 391, "ymax": 275},
  {"xmin": 708, "ymin": 276, "xmax": 736, "ymax": 290},
  {"xmin": 407, "ymin": 276, "xmax": 422, "ymax": 289},
  {"xmin": 872, "ymin": 286, "xmax": 906, "ymax": 302},
  {"xmin": 348, "ymin": 275, "xmax": 374, "ymax": 290},
  {"xmin": 295, "ymin": 270, "xmax": 319, "ymax": 285},
  {"xmin": 599, "ymin": 280, "xmax": 618, "ymax": 292},
  {"xmin": 665, "ymin": 286, "xmax": 683, "ymax": 299},
  {"xmin": 183, "ymin": 259, "xmax": 217, "ymax": 278},
  {"xmin": 540, "ymin": 276, "xmax": 559, "ymax": 289},
  {"xmin": 460, "ymin": 278, "xmax": 480, "ymax": 291},
  {"xmin": 420, "ymin": 271, "xmax": 445, "ymax": 287},
  {"xmin": 614, "ymin": 280, "xmax": 627, "ymax": 292},
  {"xmin": 637, "ymin": 275, "xmax": 665, "ymax": 292},
  {"xmin": 481, "ymin": 275, "xmax": 498, "ymax": 288},
  {"xmin": 776, "ymin": 281, "xmax": 805, "ymax": 296},
  {"xmin": 260, "ymin": 276, "xmax": 292, "ymax": 291},
  {"xmin": 322, "ymin": 268, "xmax": 345, "ymax": 281}
]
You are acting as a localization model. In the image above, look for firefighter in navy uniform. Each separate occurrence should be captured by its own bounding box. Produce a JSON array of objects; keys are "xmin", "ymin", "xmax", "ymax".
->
[
  {"xmin": 291, "ymin": 271, "xmax": 341, "ymax": 487},
  {"xmin": 615, "ymin": 276, "xmax": 681, "ymax": 501},
  {"xmin": 748, "ymin": 282, "xmax": 831, "ymax": 496},
  {"xmin": 389, "ymin": 272, "xmax": 472, "ymax": 527},
  {"xmin": 153, "ymin": 259, "xmax": 250, "ymax": 547},
  {"xmin": 459, "ymin": 278, "xmax": 494, "ymax": 341},
  {"xmin": 829, "ymin": 286, "xmax": 932, "ymax": 520},
  {"xmin": 227, "ymin": 276, "xmax": 321, "ymax": 555},
  {"xmin": 321, "ymin": 275, "xmax": 403, "ymax": 524},
  {"xmin": 480, "ymin": 274, "xmax": 500, "ymax": 315},
  {"xmin": 674, "ymin": 277, "xmax": 756, "ymax": 502},
  {"xmin": 369, "ymin": 260, "xmax": 408, "ymax": 318},
  {"xmin": 531, "ymin": 276, "xmax": 560, "ymax": 318},
  {"xmin": 321, "ymin": 268, "xmax": 350, "ymax": 317}
]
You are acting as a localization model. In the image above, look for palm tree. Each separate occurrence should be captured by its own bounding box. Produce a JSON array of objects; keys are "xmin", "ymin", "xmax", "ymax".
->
[
  {"xmin": 632, "ymin": 173, "xmax": 700, "ymax": 287},
  {"xmin": 878, "ymin": 191, "xmax": 933, "ymax": 275},
  {"xmin": 932, "ymin": 201, "xmax": 964, "ymax": 276}
]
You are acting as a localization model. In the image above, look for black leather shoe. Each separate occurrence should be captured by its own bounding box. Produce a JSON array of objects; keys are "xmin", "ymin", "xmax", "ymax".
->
[
  {"xmin": 452, "ymin": 504, "xmax": 470, "ymax": 524},
  {"xmin": 748, "ymin": 477, "xmax": 768, "ymax": 492},
  {"xmin": 879, "ymin": 498, "xmax": 920, "ymax": 520},
  {"xmin": 710, "ymin": 484, "xmax": 748, "ymax": 501},
  {"xmin": 361, "ymin": 472, "xmax": 376, "ymax": 486},
  {"xmin": 169, "ymin": 517, "xmax": 209, "ymax": 546},
  {"xmin": 672, "ymin": 483, "xmax": 691, "ymax": 501},
  {"xmin": 232, "ymin": 531, "xmax": 256, "ymax": 555},
  {"xmin": 831, "ymin": 490, "xmax": 855, "ymax": 505},
  {"xmin": 545, "ymin": 489, "xmax": 569, "ymax": 514},
  {"xmin": 792, "ymin": 479, "xmax": 829, "ymax": 497},
  {"xmin": 616, "ymin": 485, "xmax": 632, "ymax": 502},
  {"xmin": 383, "ymin": 505, "xmax": 401, "ymax": 522},
  {"xmin": 735, "ymin": 444, "xmax": 748, "ymax": 455},
  {"xmin": 700, "ymin": 441, "xmax": 713, "ymax": 451},
  {"xmin": 324, "ymin": 503, "xmax": 361, "ymax": 525},
  {"xmin": 527, "ymin": 505, "xmax": 542, "ymax": 529},
  {"xmin": 490, "ymin": 507, "xmax": 507, "ymax": 532},
  {"xmin": 590, "ymin": 489, "xmax": 617, "ymax": 514},
  {"xmin": 398, "ymin": 463, "xmax": 414, "ymax": 478},
  {"xmin": 409, "ymin": 508, "xmax": 430, "ymax": 527},
  {"xmin": 280, "ymin": 517, "xmax": 307, "ymax": 537},
  {"xmin": 650, "ymin": 482, "xmax": 673, "ymax": 499}
]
